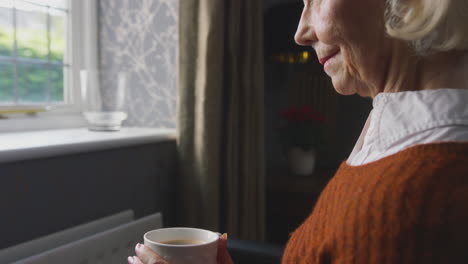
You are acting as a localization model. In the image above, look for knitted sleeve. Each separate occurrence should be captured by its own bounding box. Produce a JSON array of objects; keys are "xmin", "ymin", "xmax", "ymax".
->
[
  {"xmin": 350, "ymin": 163, "xmax": 468, "ymax": 264},
  {"xmin": 282, "ymin": 146, "xmax": 468, "ymax": 264}
]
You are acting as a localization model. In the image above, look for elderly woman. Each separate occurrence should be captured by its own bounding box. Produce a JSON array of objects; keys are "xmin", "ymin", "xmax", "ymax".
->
[
  {"xmin": 283, "ymin": 0, "xmax": 468, "ymax": 263},
  {"xmin": 130, "ymin": 0, "xmax": 468, "ymax": 263}
]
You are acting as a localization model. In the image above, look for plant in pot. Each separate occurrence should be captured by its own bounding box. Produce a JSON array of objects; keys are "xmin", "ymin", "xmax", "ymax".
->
[{"xmin": 279, "ymin": 106, "xmax": 326, "ymax": 176}]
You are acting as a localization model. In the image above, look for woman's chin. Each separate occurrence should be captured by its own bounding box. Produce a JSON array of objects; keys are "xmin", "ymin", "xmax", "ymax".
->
[
  {"xmin": 331, "ymin": 78, "xmax": 357, "ymax": 96},
  {"xmin": 331, "ymin": 75, "xmax": 372, "ymax": 97},
  {"xmin": 334, "ymin": 86, "xmax": 356, "ymax": 95}
]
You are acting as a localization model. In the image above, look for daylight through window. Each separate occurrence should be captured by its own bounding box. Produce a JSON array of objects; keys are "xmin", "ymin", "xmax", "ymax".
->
[{"xmin": 0, "ymin": 0, "xmax": 68, "ymax": 107}]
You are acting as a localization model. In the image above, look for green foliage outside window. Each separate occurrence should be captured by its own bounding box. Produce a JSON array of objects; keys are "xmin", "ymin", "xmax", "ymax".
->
[{"xmin": 0, "ymin": 24, "xmax": 65, "ymax": 103}]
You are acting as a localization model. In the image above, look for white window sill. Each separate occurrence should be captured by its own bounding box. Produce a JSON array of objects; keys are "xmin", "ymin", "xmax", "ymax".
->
[{"xmin": 0, "ymin": 127, "xmax": 177, "ymax": 163}]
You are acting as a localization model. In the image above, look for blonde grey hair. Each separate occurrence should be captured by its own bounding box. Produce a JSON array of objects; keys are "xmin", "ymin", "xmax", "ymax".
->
[{"xmin": 385, "ymin": 0, "xmax": 468, "ymax": 55}]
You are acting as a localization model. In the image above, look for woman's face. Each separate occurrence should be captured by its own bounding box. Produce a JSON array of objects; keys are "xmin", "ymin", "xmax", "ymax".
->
[{"xmin": 295, "ymin": 0, "xmax": 394, "ymax": 97}]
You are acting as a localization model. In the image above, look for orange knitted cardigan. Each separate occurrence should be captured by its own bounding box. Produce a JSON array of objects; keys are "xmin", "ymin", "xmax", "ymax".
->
[{"xmin": 282, "ymin": 143, "xmax": 468, "ymax": 264}]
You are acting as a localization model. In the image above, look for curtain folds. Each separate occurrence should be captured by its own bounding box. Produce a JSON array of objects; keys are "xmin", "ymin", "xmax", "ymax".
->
[{"xmin": 177, "ymin": 0, "xmax": 265, "ymax": 240}]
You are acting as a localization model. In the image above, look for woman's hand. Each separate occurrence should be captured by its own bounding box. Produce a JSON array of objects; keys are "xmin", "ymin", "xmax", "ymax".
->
[
  {"xmin": 128, "ymin": 243, "xmax": 169, "ymax": 264},
  {"xmin": 128, "ymin": 233, "xmax": 234, "ymax": 264},
  {"xmin": 217, "ymin": 233, "xmax": 234, "ymax": 264}
]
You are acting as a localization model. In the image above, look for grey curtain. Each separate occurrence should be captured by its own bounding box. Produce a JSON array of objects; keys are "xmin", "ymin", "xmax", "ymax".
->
[{"xmin": 177, "ymin": 0, "xmax": 265, "ymax": 240}]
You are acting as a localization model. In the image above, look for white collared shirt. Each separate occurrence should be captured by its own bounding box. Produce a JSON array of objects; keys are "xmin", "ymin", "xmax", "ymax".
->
[{"xmin": 347, "ymin": 89, "xmax": 468, "ymax": 166}]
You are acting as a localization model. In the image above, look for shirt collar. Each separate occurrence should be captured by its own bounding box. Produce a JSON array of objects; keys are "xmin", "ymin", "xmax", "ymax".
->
[{"xmin": 366, "ymin": 88, "xmax": 468, "ymax": 151}]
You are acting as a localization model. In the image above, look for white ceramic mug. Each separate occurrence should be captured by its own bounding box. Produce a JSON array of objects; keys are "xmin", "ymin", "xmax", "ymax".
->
[{"xmin": 143, "ymin": 227, "xmax": 219, "ymax": 264}]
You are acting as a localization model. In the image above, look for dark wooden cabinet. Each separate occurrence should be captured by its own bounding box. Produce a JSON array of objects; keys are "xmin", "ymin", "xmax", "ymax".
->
[{"xmin": 266, "ymin": 169, "xmax": 335, "ymax": 244}]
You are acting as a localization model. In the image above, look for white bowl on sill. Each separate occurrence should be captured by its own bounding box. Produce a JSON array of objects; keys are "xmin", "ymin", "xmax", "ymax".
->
[{"xmin": 83, "ymin": 111, "xmax": 128, "ymax": 131}]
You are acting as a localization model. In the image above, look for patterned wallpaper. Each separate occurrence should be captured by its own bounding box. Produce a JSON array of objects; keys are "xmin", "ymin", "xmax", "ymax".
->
[{"xmin": 99, "ymin": 0, "xmax": 178, "ymax": 128}]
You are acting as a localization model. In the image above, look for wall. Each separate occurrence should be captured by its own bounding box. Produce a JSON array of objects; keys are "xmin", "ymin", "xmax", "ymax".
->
[
  {"xmin": 99, "ymin": 0, "xmax": 178, "ymax": 128},
  {"xmin": 0, "ymin": 141, "xmax": 177, "ymax": 250}
]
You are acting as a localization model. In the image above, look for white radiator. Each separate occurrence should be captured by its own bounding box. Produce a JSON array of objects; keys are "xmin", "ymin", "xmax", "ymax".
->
[
  {"xmin": 0, "ymin": 210, "xmax": 134, "ymax": 264},
  {"xmin": 12, "ymin": 212, "xmax": 163, "ymax": 264}
]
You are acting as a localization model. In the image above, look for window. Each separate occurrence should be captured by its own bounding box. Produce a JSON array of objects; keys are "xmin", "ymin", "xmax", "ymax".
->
[
  {"xmin": 0, "ymin": 0, "xmax": 68, "ymax": 107},
  {"xmin": 0, "ymin": 0, "xmax": 98, "ymax": 132}
]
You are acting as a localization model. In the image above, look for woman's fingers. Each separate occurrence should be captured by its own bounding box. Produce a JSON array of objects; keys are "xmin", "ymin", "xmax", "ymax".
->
[
  {"xmin": 217, "ymin": 233, "xmax": 234, "ymax": 264},
  {"xmin": 217, "ymin": 233, "xmax": 227, "ymax": 260},
  {"xmin": 133, "ymin": 243, "xmax": 169, "ymax": 264},
  {"xmin": 130, "ymin": 236, "xmax": 232, "ymax": 264},
  {"xmin": 128, "ymin": 256, "xmax": 144, "ymax": 264}
]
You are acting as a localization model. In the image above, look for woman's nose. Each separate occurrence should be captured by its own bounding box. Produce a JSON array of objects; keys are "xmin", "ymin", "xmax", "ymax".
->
[{"xmin": 294, "ymin": 6, "xmax": 316, "ymax": 46}]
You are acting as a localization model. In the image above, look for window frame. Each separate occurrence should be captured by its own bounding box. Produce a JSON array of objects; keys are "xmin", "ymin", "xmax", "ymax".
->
[{"xmin": 0, "ymin": 0, "xmax": 98, "ymax": 132}]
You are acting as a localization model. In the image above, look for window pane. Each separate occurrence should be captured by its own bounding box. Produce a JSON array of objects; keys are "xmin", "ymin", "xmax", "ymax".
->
[
  {"xmin": 16, "ymin": 3, "xmax": 48, "ymax": 60},
  {"xmin": 24, "ymin": 0, "xmax": 67, "ymax": 10},
  {"xmin": 0, "ymin": 62, "xmax": 14, "ymax": 102},
  {"xmin": 50, "ymin": 65, "xmax": 63, "ymax": 102},
  {"xmin": 0, "ymin": 1, "xmax": 14, "ymax": 8},
  {"xmin": 17, "ymin": 63, "xmax": 48, "ymax": 102},
  {"xmin": 47, "ymin": 0, "xmax": 67, "ymax": 10},
  {"xmin": 50, "ymin": 9, "xmax": 65, "ymax": 62},
  {"xmin": 0, "ymin": 7, "xmax": 14, "ymax": 56}
]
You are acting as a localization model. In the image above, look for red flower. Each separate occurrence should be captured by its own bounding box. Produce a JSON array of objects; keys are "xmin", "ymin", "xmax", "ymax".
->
[
  {"xmin": 279, "ymin": 106, "xmax": 326, "ymax": 150},
  {"xmin": 280, "ymin": 106, "xmax": 325, "ymax": 123}
]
